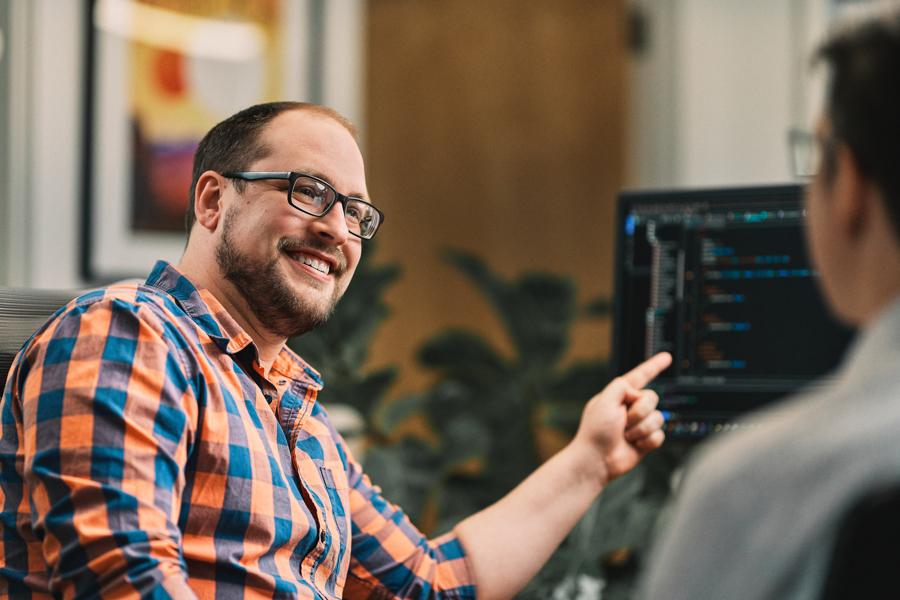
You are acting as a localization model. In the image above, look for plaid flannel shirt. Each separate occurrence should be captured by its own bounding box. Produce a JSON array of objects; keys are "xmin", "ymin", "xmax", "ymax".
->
[{"xmin": 0, "ymin": 261, "xmax": 475, "ymax": 599}]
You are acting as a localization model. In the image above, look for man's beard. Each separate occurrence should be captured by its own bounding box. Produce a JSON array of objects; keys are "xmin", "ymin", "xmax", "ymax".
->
[{"xmin": 215, "ymin": 209, "xmax": 345, "ymax": 338}]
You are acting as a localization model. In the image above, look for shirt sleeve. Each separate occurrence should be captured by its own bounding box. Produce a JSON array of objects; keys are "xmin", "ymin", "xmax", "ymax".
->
[
  {"xmin": 340, "ymin": 441, "xmax": 476, "ymax": 600},
  {"xmin": 17, "ymin": 297, "xmax": 199, "ymax": 598}
]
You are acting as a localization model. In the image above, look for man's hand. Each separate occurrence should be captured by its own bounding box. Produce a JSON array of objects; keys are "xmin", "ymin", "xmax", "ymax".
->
[
  {"xmin": 454, "ymin": 352, "xmax": 674, "ymax": 599},
  {"xmin": 573, "ymin": 352, "xmax": 672, "ymax": 486}
]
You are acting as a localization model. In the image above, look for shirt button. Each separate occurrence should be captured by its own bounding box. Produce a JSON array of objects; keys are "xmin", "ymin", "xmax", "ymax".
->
[{"xmin": 320, "ymin": 531, "xmax": 327, "ymax": 543}]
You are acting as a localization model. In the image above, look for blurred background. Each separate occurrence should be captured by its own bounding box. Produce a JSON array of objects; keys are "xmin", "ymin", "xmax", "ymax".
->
[
  {"xmin": 0, "ymin": 0, "xmax": 869, "ymax": 597},
  {"xmin": 0, "ymin": 0, "xmax": 839, "ymax": 389}
]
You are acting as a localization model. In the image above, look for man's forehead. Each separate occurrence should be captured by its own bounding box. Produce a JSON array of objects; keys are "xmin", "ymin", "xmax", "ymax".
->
[
  {"xmin": 262, "ymin": 109, "xmax": 356, "ymax": 145},
  {"xmin": 257, "ymin": 109, "xmax": 367, "ymax": 188}
]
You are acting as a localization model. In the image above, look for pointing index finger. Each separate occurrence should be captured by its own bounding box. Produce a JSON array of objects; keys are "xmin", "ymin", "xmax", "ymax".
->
[{"xmin": 622, "ymin": 352, "xmax": 672, "ymax": 390}]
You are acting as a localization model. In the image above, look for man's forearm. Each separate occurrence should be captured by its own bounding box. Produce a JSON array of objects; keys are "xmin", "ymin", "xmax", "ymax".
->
[
  {"xmin": 453, "ymin": 439, "xmax": 606, "ymax": 600},
  {"xmin": 453, "ymin": 355, "xmax": 670, "ymax": 599}
]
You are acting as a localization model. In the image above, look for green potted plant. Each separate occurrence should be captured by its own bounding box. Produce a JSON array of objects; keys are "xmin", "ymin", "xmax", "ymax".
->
[{"xmin": 291, "ymin": 248, "xmax": 688, "ymax": 599}]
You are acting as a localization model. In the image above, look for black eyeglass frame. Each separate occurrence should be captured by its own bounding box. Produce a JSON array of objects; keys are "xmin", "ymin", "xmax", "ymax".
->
[
  {"xmin": 787, "ymin": 128, "xmax": 837, "ymax": 180},
  {"xmin": 223, "ymin": 171, "xmax": 385, "ymax": 239}
]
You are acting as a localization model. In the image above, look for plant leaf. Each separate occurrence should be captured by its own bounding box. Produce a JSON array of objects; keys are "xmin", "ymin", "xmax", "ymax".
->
[
  {"xmin": 584, "ymin": 296, "xmax": 612, "ymax": 317},
  {"xmin": 418, "ymin": 330, "xmax": 508, "ymax": 385},
  {"xmin": 371, "ymin": 393, "xmax": 429, "ymax": 437}
]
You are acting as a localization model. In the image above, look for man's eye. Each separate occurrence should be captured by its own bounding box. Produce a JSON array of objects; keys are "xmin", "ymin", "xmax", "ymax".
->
[
  {"xmin": 346, "ymin": 205, "xmax": 363, "ymax": 221},
  {"xmin": 294, "ymin": 186, "xmax": 321, "ymax": 203}
]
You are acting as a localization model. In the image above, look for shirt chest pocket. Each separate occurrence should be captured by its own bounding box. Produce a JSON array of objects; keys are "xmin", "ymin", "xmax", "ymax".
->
[
  {"xmin": 310, "ymin": 461, "xmax": 352, "ymax": 583},
  {"xmin": 317, "ymin": 462, "xmax": 350, "ymax": 543}
]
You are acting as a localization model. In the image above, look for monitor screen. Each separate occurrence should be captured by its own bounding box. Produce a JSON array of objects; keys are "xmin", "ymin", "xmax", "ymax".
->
[{"xmin": 611, "ymin": 184, "xmax": 855, "ymax": 438}]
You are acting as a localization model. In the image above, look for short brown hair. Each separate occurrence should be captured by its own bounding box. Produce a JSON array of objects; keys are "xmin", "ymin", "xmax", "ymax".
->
[{"xmin": 185, "ymin": 101, "xmax": 358, "ymax": 239}]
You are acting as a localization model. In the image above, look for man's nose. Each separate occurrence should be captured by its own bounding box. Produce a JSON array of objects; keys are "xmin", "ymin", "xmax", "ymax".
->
[{"xmin": 310, "ymin": 201, "xmax": 350, "ymax": 245}]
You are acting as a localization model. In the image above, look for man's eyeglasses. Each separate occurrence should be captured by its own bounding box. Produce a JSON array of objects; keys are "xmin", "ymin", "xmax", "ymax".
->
[
  {"xmin": 223, "ymin": 171, "xmax": 385, "ymax": 239},
  {"xmin": 788, "ymin": 128, "xmax": 835, "ymax": 179}
]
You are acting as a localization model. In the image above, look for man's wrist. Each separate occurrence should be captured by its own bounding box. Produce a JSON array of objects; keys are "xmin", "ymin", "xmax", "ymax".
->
[{"xmin": 562, "ymin": 436, "xmax": 610, "ymax": 493}]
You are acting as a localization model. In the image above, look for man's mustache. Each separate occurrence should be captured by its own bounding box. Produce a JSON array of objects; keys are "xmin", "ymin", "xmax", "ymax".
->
[{"xmin": 277, "ymin": 238, "xmax": 347, "ymax": 275}]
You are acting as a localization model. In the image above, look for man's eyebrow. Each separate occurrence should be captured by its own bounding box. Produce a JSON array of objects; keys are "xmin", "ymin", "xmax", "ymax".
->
[{"xmin": 297, "ymin": 168, "xmax": 370, "ymax": 201}]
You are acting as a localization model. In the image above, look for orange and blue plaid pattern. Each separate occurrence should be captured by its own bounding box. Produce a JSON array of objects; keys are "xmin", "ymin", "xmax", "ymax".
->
[{"xmin": 0, "ymin": 261, "xmax": 475, "ymax": 599}]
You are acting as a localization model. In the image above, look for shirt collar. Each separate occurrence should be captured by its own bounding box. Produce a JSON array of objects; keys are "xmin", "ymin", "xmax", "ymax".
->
[{"xmin": 145, "ymin": 260, "xmax": 323, "ymax": 389}]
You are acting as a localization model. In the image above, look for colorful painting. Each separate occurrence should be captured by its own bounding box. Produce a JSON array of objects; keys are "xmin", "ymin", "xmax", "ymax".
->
[
  {"xmin": 85, "ymin": 0, "xmax": 309, "ymax": 280},
  {"xmin": 125, "ymin": 0, "xmax": 284, "ymax": 231}
]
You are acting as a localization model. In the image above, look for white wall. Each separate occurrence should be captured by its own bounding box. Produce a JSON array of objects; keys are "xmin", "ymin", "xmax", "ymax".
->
[
  {"xmin": 0, "ymin": 1, "xmax": 10, "ymax": 287},
  {"xmin": 31, "ymin": 0, "xmax": 85, "ymax": 289},
  {"xmin": 2, "ymin": 0, "xmax": 83, "ymax": 289},
  {"xmin": 679, "ymin": 0, "xmax": 795, "ymax": 185},
  {"xmin": 3, "ymin": 0, "xmax": 838, "ymax": 287},
  {"xmin": 630, "ymin": 0, "xmax": 831, "ymax": 188},
  {"xmin": 322, "ymin": 0, "xmax": 367, "ymax": 133}
]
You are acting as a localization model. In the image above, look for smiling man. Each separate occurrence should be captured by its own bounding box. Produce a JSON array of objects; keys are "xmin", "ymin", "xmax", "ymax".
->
[
  {"xmin": 0, "ymin": 101, "xmax": 670, "ymax": 599},
  {"xmin": 180, "ymin": 108, "xmax": 368, "ymax": 361}
]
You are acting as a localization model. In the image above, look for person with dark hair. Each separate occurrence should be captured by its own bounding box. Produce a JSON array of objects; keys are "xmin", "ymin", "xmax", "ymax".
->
[
  {"xmin": 639, "ymin": 5, "xmax": 900, "ymax": 599},
  {"xmin": 0, "ymin": 101, "xmax": 670, "ymax": 598}
]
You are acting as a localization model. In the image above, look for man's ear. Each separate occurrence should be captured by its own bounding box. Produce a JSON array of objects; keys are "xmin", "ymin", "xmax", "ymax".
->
[
  {"xmin": 194, "ymin": 171, "xmax": 226, "ymax": 231},
  {"xmin": 831, "ymin": 143, "xmax": 869, "ymax": 239}
]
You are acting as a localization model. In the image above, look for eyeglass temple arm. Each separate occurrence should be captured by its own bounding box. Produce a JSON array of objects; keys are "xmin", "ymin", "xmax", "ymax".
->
[{"xmin": 226, "ymin": 171, "xmax": 293, "ymax": 180}]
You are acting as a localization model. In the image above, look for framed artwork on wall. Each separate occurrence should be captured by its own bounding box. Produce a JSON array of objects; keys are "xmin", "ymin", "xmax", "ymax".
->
[{"xmin": 81, "ymin": 0, "xmax": 312, "ymax": 282}]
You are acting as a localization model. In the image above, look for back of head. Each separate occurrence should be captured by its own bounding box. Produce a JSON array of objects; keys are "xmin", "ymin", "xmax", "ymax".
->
[
  {"xmin": 816, "ymin": 3, "xmax": 900, "ymax": 239},
  {"xmin": 184, "ymin": 101, "xmax": 358, "ymax": 240}
]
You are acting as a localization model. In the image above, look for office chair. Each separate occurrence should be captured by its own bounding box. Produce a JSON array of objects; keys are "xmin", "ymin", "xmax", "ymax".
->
[
  {"xmin": 821, "ymin": 484, "xmax": 900, "ymax": 599},
  {"xmin": 0, "ymin": 287, "xmax": 80, "ymax": 387}
]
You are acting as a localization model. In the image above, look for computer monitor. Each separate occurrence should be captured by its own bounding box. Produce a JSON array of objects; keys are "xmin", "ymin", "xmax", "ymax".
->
[{"xmin": 611, "ymin": 184, "xmax": 855, "ymax": 438}]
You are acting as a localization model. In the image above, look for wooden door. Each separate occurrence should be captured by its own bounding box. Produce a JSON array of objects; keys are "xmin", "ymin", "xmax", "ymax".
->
[{"xmin": 366, "ymin": 0, "xmax": 629, "ymax": 393}]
